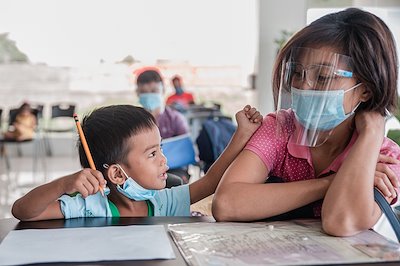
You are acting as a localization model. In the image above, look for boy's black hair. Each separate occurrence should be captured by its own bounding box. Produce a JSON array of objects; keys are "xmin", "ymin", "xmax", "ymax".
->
[
  {"xmin": 136, "ymin": 70, "xmax": 163, "ymax": 85},
  {"xmin": 78, "ymin": 105, "xmax": 157, "ymax": 176}
]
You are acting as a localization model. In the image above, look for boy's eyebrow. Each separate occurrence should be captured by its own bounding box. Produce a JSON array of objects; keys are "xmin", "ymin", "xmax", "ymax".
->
[{"xmin": 144, "ymin": 144, "xmax": 160, "ymax": 153}]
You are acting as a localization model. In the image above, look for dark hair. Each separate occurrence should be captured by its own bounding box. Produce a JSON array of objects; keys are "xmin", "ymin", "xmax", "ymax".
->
[
  {"xmin": 172, "ymin": 75, "xmax": 182, "ymax": 83},
  {"xmin": 136, "ymin": 70, "xmax": 163, "ymax": 85},
  {"xmin": 78, "ymin": 105, "xmax": 157, "ymax": 176},
  {"xmin": 273, "ymin": 8, "xmax": 398, "ymax": 115}
]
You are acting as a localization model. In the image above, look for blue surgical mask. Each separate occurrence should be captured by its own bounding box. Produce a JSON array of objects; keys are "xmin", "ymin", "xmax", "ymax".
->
[
  {"xmin": 115, "ymin": 164, "xmax": 156, "ymax": 201},
  {"xmin": 139, "ymin": 93, "xmax": 164, "ymax": 112},
  {"xmin": 291, "ymin": 83, "xmax": 362, "ymax": 131},
  {"xmin": 175, "ymin": 87, "xmax": 184, "ymax": 95}
]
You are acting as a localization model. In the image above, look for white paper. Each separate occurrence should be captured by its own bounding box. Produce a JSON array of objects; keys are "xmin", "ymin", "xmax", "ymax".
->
[
  {"xmin": 0, "ymin": 225, "xmax": 175, "ymax": 265},
  {"xmin": 169, "ymin": 220, "xmax": 400, "ymax": 266}
]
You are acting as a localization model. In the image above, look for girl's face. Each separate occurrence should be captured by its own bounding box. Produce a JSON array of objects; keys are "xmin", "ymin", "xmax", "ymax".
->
[
  {"xmin": 121, "ymin": 125, "xmax": 169, "ymax": 190},
  {"xmin": 293, "ymin": 46, "xmax": 367, "ymax": 114}
]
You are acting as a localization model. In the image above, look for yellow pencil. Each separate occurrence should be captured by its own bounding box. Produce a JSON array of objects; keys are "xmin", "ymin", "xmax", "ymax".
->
[{"xmin": 73, "ymin": 114, "xmax": 105, "ymax": 197}]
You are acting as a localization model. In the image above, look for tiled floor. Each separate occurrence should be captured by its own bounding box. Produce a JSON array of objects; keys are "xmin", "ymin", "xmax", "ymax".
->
[{"xmin": 0, "ymin": 152, "xmax": 81, "ymax": 219}]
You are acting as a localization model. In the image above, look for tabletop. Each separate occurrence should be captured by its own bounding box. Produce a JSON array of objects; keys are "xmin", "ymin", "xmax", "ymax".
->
[{"xmin": 1, "ymin": 216, "xmax": 399, "ymax": 266}]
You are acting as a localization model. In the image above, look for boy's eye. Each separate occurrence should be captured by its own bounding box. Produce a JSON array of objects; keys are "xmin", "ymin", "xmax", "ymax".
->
[{"xmin": 149, "ymin": 151, "xmax": 157, "ymax": 157}]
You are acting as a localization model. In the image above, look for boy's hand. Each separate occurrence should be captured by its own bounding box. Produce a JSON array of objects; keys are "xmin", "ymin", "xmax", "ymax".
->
[
  {"xmin": 374, "ymin": 154, "xmax": 400, "ymax": 202},
  {"xmin": 236, "ymin": 105, "xmax": 263, "ymax": 139},
  {"xmin": 60, "ymin": 169, "xmax": 106, "ymax": 198}
]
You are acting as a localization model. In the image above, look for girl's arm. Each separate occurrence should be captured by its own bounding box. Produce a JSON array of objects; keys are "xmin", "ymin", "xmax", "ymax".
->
[
  {"xmin": 12, "ymin": 169, "xmax": 105, "ymax": 221},
  {"xmin": 322, "ymin": 112, "xmax": 385, "ymax": 236},
  {"xmin": 189, "ymin": 105, "xmax": 262, "ymax": 204},
  {"xmin": 212, "ymin": 150, "xmax": 332, "ymax": 221}
]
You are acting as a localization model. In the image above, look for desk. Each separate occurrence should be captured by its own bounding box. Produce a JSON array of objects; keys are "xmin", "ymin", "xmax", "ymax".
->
[{"xmin": 0, "ymin": 217, "xmax": 399, "ymax": 266}]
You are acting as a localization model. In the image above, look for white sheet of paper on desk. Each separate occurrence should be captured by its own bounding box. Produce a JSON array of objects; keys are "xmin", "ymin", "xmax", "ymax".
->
[
  {"xmin": 169, "ymin": 220, "xmax": 400, "ymax": 266},
  {"xmin": 0, "ymin": 224, "xmax": 175, "ymax": 265}
]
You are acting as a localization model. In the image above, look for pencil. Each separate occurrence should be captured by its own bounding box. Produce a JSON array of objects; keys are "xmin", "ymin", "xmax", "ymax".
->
[{"xmin": 73, "ymin": 114, "xmax": 105, "ymax": 197}]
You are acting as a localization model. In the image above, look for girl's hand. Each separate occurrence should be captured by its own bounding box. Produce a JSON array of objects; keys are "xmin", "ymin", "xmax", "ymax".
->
[
  {"xmin": 355, "ymin": 111, "xmax": 385, "ymax": 137},
  {"xmin": 236, "ymin": 105, "xmax": 263, "ymax": 138},
  {"xmin": 374, "ymin": 154, "xmax": 400, "ymax": 202},
  {"xmin": 60, "ymin": 169, "xmax": 106, "ymax": 198}
]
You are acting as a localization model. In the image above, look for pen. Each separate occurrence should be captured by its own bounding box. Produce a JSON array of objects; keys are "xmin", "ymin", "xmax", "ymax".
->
[{"xmin": 73, "ymin": 114, "xmax": 105, "ymax": 197}]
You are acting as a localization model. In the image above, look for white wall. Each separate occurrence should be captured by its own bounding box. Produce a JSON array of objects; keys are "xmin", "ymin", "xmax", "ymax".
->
[{"xmin": 256, "ymin": 0, "xmax": 307, "ymax": 115}]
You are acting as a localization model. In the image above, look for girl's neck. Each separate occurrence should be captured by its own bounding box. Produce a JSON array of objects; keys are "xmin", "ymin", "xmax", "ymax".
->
[{"xmin": 312, "ymin": 117, "xmax": 355, "ymax": 157}]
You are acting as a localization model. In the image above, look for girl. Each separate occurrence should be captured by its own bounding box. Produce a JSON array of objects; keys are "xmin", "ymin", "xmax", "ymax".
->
[{"xmin": 212, "ymin": 8, "xmax": 400, "ymax": 237}]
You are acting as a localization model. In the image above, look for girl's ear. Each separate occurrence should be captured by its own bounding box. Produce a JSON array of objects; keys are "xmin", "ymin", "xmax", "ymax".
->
[
  {"xmin": 107, "ymin": 164, "xmax": 126, "ymax": 185},
  {"xmin": 359, "ymin": 84, "xmax": 372, "ymax": 102}
]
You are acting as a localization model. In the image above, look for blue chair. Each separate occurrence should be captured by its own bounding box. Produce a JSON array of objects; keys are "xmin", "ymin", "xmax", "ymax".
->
[{"xmin": 161, "ymin": 133, "xmax": 196, "ymax": 170}]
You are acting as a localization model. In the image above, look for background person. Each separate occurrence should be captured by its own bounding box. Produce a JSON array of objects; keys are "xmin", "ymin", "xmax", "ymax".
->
[
  {"xmin": 166, "ymin": 75, "xmax": 195, "ymax": 112},
  {"xmin": 4, "ymin": 102, "xmax": 37, "ymax": 141}
]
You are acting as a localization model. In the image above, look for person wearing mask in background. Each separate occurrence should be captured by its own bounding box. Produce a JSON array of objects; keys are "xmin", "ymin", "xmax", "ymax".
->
[
  {"xmin": 136, "ymin": 69, "xmax": 189, "ymax": 139},
  {"xmin": 136, "ymin": 68, "xmax": 190, "ymax": 183},
  {"xmin": 166, "ymin": 75, "xmax": 195, "ymax": 112}
]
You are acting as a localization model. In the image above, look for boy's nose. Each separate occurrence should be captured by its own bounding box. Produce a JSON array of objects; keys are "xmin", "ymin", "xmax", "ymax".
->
[{"xmin": 160, "ymin": 153, "xmax": 167, "ymax": 166}]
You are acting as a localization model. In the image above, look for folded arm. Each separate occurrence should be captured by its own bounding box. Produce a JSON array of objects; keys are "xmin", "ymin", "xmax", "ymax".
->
[{"xmin": 212, "ymin": 150, "xmax": 331, "ymax": 221}]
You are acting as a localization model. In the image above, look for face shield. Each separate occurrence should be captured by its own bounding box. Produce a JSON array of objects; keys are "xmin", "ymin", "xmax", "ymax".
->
[{"xmin": 276, "ymin": 47, "xmax": 361, "ymax": 147}]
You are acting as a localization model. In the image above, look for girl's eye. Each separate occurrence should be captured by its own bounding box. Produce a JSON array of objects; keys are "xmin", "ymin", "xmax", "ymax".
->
[{"xmin": 149, "ymin": 151, "xmax": 157, "ymax": 158}]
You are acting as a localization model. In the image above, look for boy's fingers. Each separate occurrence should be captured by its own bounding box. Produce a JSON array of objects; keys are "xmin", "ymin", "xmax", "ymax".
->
[
  {"xmin": 87, "ymin": 175, "xmax": 101, "ymax": 193},
  {"xmin": 244, "ymin": 105, "xmax": 251, "ymax": 112},
  {"xmin": 247, "ymin": 107, "xmax": 257, "ymax": 116},
  {"xmin": 90, "ymin": 169, "xmax": 106, "ymax": 185},
  {"xmin": 82, "ymin": 180, "xmax": 95, "ymax": 196}
]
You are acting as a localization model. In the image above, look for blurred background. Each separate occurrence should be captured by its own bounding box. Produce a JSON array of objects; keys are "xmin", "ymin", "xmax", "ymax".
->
[{"xmin": 0, "ymin": 0, "xmax": 400, "ymax": 223}]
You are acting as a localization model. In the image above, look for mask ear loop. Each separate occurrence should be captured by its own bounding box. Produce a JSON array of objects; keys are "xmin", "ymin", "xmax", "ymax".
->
[{"xmin": 103, "ymin": 163, "xmax": 129, "ymax": 185}]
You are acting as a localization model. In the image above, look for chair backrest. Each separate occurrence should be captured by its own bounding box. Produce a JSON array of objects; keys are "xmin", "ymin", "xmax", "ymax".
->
[
  {"xmin": 8, "ymin": 108, "xmax": 19, "ymax": 126},
  {"xmin": 8, "ymin": 107, "xmax": 40, "ymax": 126},
  {"xmin": 31, "ymin": 104, "xmax": 44, "ymax": 119},
  {"xmin": 161, "ymin": 133, "xmax": 196, "ymax": 169},
  {"xmin": 51, "ymin": 103, "xmax": 75, "ymax": 118}
]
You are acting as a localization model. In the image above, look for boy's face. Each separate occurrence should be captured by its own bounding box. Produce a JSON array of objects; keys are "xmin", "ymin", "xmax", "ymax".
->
[{"xmin": 122, "ymin": 125, "xmax": 169, "ymax": 190}]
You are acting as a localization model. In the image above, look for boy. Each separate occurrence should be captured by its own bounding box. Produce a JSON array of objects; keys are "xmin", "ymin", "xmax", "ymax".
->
[{"xmin": 12, "ymin": 104, "xmax": 262, "ymax": 220}]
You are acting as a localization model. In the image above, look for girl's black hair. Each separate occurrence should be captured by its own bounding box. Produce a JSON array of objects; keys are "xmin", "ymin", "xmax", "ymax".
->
[{"xmin": 273, "ymin": 8, "xmax": 398, "ymax": 115}]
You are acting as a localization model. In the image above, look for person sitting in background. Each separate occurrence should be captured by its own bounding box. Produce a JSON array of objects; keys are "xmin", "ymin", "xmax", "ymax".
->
[
  {"xmin": 136, "ymin": 68, "xmax": 190, "ymax": 182},
  {"xmin": 166, "ymin": 75, "xmax": 195, "ymax": 112},
  {"xmin": 4, "ymin": 102, "xmax": 37, "ymax": 141},
  {"xmin": 136, "ymin": 69, "xmax": 189, "ymax": 139}
]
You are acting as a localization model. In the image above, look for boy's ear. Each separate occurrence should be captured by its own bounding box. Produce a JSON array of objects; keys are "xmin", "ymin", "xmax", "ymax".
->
[{"xmin": 107, "ymin": 165, "xmax": 126, "ymax": 185}]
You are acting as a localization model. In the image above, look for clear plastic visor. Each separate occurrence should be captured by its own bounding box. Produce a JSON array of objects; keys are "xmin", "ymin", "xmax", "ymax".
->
[{"xmin": 276, "ymin": 47, "xmax": 359, "ymax": 147}]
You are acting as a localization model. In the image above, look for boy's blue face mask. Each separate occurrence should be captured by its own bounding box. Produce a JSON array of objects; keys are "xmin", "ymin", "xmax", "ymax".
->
[
  {"xmin": 291, "ymin": 83, "xmax": 362, "ymax": 131},
  {"xmin": 113, "ymin": 164, "xmax": 156, "ymax": 201},
  {"xmin": 139, "ymin": 93, "xmax": 163, "ymax": 112}
]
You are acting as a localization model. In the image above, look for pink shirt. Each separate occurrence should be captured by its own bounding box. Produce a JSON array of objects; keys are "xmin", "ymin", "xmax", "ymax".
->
[{"xmin": 245, "ymin": 109, "xmax": 400, "ymax": 217}]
